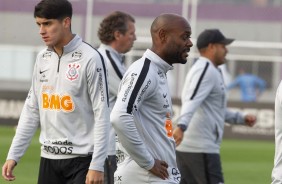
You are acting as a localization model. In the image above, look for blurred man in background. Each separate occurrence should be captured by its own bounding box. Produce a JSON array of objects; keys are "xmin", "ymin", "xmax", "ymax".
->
[
  {"xmin": 173, "ymin": 29, "xmax": 256, "ymax": 184},
  {"xmin": 97, "ymin": 11, "xmax": 136, "ymax": 184},
  {"xmin": 111, "ymin": 13, "xmax": 193, "ymax": 183},
  {"xmin": 2, "ymin": 0, "xmax": 109, "ymax": 183},
  {"xmin": 227, "ymin": 68, "xmax": 266, "ymax": 102}
]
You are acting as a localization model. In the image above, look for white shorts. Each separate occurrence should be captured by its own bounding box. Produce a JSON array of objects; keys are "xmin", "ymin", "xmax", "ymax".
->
[{"xmin": 114, "ymin": 158, "xmax": 180, "ymax": 184}]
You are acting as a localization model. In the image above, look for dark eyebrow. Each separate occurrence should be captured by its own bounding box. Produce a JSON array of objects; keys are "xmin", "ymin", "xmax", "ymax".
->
[{"xmin": 36, "ymin": 20, "xmax": 52, "ymax": 26}]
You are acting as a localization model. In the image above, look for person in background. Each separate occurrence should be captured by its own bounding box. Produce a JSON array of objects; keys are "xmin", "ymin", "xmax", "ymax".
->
[
  {"xmin": 2, "ymin": 0, "xmax": 109, "ymax": 183},
  {"xmin": 227, "ymin": 68, "xmax": 266, "ymax": 102},
  {"xmin": 173, "ymin": 29, "xmax": 256, "ymax": 184},
  {"xmin": 97, "ymin": 11, "xmax": 136, "ymax": 184},
  {"xmin": 111, "ymin": 13, "xmax": 193, "ymax": 183}
]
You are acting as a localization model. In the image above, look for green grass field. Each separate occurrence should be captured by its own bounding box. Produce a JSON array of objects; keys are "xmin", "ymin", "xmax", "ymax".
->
[
  {"xmin": 0, "ymin": 125, "xmax": 275, "ymax": 184},
  {"xmin": 0, "ymin": 125, "xmax": 40, "ymax": 184},
  {"xmin": 221, "ymin": 139, "xmax": 274, "ymax": 184}
]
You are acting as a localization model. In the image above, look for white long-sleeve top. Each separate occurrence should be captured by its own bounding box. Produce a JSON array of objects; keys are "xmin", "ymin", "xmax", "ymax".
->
[
  {"xmin": 177, "ymin": 57, "xmax": 245, "ymax": 153},
  {"xmin": 111, "ymin": 49, "xmax": 177, "ymax": 170},
  {"xmin": 6, "ymin": 35, "xmax": 110, "ymax": 172},
  {"xmin": 272, "ymin": 81, "xmax": 282, "ymax": 183},
  {"xmin": 98, "ymin": 44, "xmax": 126, "ymax": 156}
]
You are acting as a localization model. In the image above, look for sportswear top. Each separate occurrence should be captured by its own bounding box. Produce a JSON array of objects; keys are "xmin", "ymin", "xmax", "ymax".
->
[
  {"xmin": 176, "ymin": 56, "xmax": 245, "ymax": 154},
  {"xmin": 98, "ymin": 43, "xmax": 126, "ymax": 155},
  {"xmin": 272, "ymin": 80, "xmax": 282, "ymax": 183},
  {"xmin": 227, "ymin": 73, "xmax": 266, "ymax": 102},
  {"xmin": 111, "ymin": 49, "xmax": 177, "ymax": 170},
  {"xmin": 6, "ymin": 35, "xmax": 110, "ymax": 172}
]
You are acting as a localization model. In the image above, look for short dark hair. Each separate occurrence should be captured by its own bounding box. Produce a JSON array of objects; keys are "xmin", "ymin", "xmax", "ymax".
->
[
  {"xmin": 98, "ymin": 11, "xmax": 135, "ymax": 44},
  {"xmin": 34, "ymin": 0, "xmax": 72, "ymax": 20}
]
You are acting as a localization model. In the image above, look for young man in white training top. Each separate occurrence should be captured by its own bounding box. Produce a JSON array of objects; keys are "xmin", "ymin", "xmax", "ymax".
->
[{"xmin": 2, "ymin": 0, "xmax": 110, "ymax": 183}]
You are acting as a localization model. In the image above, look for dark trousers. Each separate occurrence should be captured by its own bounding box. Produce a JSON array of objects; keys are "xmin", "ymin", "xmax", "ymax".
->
[
  {"xmin": 104, "ymin": 155, "xmax": 117, "ymax": 184},
  {"xmin": 38, "ymin": 156, "xmax": 92, "ymax": 184},
  {"xmin": 176, "ymin": 151, "xmax": 224, "ymax": 184}
]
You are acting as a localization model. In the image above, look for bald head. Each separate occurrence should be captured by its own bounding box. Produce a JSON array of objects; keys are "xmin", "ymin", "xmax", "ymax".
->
[
  {"xmin": 149, "ymin": 13, "xmax": 192, "ymax": 65},
  {"xmin": 151, "ymin": 13, "xmax": 186, "ymax": 40}
]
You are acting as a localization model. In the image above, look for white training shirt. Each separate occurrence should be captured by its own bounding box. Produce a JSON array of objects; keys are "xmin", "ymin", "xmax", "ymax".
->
[
  {"xmin": 6, "ymin": 35, "xmax": 110, "ymax": 172},
  {"xmin": 272, "ymin": 80, "xmax": 282, "ymax": 183},
  {"xmin": 111, "ymin": 49, "xmax": 177, "ymax": 171},
  {"xmin": 177, "ymin": 56, "xmax": 245, "ymax": 154},
  {"xmin": 98, "ymin": 44, "xmax": 126, "ymax": 156}
]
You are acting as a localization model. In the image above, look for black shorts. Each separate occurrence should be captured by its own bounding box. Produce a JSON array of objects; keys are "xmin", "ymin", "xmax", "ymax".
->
[
  {"xmin": 176, "ymin": 151, "xmax": 224, "ymax": 184},
  {"xmin": 38, "ymin": 156, "xmax": 92, "ymax": 184},
  {"xmin": 104, "ymin": 155, "xmax": 117, "ymax": 184}
]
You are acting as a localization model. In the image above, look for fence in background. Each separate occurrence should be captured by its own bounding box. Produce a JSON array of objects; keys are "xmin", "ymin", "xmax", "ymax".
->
[
  {"xmin": 1, "ymin": 38, "xmax": 282, "ymax": 100},
  {"xmin": 0, "ymin": 38, "xmax": 280, "ymax": 140}
]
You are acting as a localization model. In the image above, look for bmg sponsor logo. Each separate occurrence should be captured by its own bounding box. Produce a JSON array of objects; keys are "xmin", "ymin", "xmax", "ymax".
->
[{"xmin": 42, "ymin": 93, "xmax": 74, "ymax": 112}]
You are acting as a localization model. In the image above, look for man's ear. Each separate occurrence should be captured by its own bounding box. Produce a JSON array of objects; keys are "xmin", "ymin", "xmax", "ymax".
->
[
  {"xmin": 159, "ymin": 29, "xmax": 167, "ymax": 43},
  {"xmin": 63, "ymin": 17, "xmax": 71, "ymax": 28},
  {"xmin": 209, "ymin": 43, "xmax": 218, "ymax": 55},
  {"xmin": 207, "ymin": 43, "xmax": 213, "ymax": 49},
  {"xmin": 114, "ymin": 30, "xmax": 121, "ymax": 41}
]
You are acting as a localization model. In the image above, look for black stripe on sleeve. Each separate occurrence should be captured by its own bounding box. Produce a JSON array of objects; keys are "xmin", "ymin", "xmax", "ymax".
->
[
  {"xmin": 190, "ymin": 62, "xmax": 209, "ymax": 100},
  {"xmin": 106, "ymin": 50, "xmax": 123, "ymax": 80},
  {"xmin": 126, "ymin": 58, "xmax": 151, "ymax": 114}
]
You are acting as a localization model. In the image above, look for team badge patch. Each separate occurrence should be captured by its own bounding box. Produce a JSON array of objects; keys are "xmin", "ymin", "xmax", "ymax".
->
[{"xmin": 66, "ymin": 62, "xmax": 81, "ymax": 81}]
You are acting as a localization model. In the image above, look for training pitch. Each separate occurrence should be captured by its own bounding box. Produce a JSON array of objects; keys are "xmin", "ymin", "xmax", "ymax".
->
[{"xmin": 0, "ymin": 125, "xmax": 274, "ymax": 184}]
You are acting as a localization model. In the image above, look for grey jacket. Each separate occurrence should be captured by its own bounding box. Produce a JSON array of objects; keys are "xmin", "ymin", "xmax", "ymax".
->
[
  {"xmin": 98, "ymin": 44, "xmax": 126, "ymax": 156},
  {"xmin": 7, "ymin": 35, "xmax": 110, "ymax": 171},
  {"xmin": 177, "ymin": 56, "xmax": 245, "ymax": 153},
  {"xmin": 111, "ymin": 49, "xmax": 177, "ymax": 171}
]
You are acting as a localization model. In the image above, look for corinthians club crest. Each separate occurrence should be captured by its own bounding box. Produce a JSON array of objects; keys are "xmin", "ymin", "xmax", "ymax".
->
[{"xmin": 66, "ymin": 62, "xmax": 80, "ymax": 81}]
